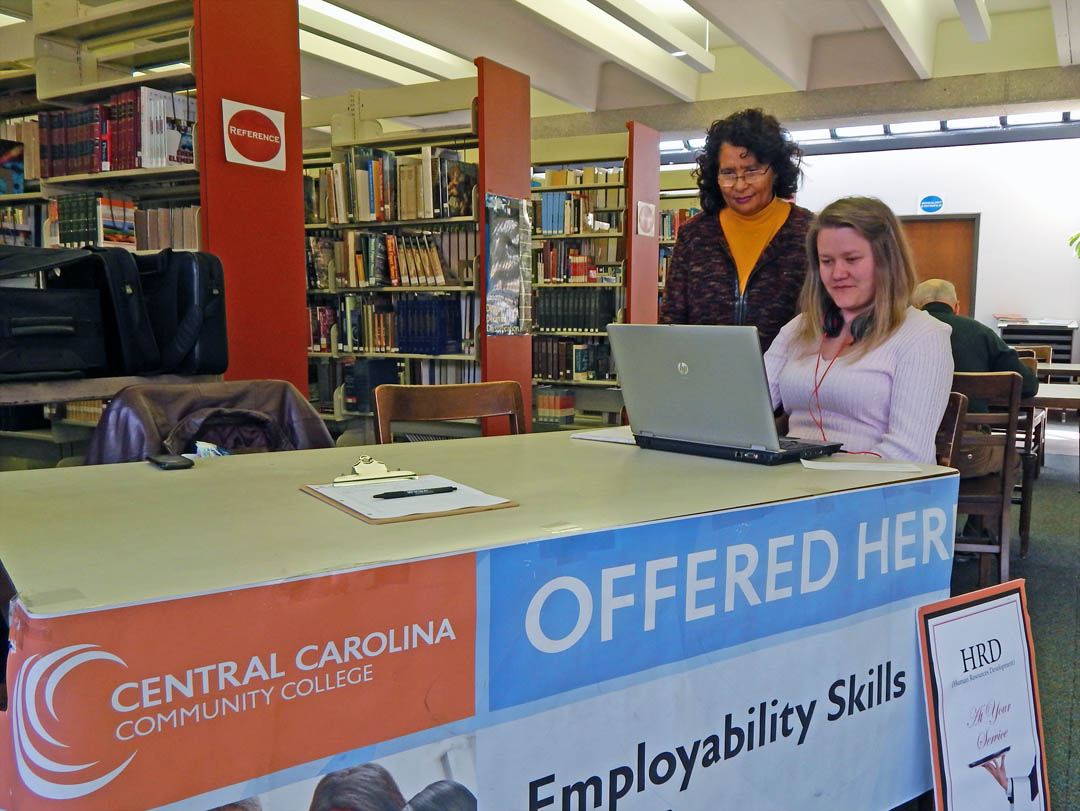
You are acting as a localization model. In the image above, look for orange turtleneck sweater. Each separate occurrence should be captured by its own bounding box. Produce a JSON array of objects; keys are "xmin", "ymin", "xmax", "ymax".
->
[{"xmin": 719, "ymin": 196, "xmax": 792, "ymax": 293}]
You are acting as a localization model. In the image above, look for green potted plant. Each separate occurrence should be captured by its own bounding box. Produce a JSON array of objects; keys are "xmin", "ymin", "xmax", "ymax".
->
[{"xmin": 1071, "ymin": 232, "xmax": 1080, "ymax": 259}]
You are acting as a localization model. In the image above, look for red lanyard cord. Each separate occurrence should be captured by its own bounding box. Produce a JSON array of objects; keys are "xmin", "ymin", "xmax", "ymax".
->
[{"xmin": 808, "ymin": 336, "xmax": 881, "ymax": 458}]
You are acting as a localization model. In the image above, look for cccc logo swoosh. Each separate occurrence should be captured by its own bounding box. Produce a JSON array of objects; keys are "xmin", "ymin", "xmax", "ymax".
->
[{"xmin": 12, "ymin": 644, "xmax": 137, "ymax": 800}]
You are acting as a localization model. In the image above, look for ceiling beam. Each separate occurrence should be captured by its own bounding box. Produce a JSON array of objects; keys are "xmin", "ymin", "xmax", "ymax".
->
[
  {"xmin": 297, "ymin": 2, "xmax": 475, "ymax": 80},
  {"xmin": 530, "ymin": 65, "xmax": 1080, "ymax": 139},
  {"xmin": 682, "ymin": 0, "xmax": 812, "ymax": 91},
  {"xmin": 864, "ymin": 0, "xmax": 938, "ymax": 79},
  {"xmin": 954, "ymin": 0, "xmax": 991, "ymax": 43},
  {"xmin": 586, "ymin": 0, "xmax": 714, "ymax": 73},
  {"xmin": 298, "ymin": 30, "xmax": 435, "ymax": 85},
  {"xmin": 1050, "ymin": 0, "xmax": 1080, "ymax": 66},
  {"xmin": 505, "ymin": 0, "xmax": 700, "ymax": 102}
]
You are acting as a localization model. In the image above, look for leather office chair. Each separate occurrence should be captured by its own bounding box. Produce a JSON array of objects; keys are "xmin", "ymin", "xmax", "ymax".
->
[
  {"xmin": 1013, "ymin": 356, "xmax": 1046, "ymax": 556},
  {"xmin": 373, "ymin": 381, "xmax": 525, "ymax": 444},
  {"xmin": 934, "ymin": 391, "xmax": 968, "ymax": 468},
  {"xmin": 951, "ymin": 371, "xmax": 1023, "ymax": 588},
  {"xmin": 85, "ymin": 379, "xmax": 334, "ymax": 464}
]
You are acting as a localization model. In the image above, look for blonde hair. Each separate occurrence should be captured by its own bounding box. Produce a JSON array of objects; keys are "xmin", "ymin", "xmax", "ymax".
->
[
  {"xmin": 912, "ymin": 278, "xmax": 957, "ymax": 309},
  {"xmin": 796, "ymin": 196, "xmax": 919, "ymax": 357}
]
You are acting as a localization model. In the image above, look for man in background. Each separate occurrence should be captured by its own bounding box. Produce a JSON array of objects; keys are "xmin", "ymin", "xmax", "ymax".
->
[{"xmin": 912, "ymin": 278, "xmax": 1038, "ymax": 477}]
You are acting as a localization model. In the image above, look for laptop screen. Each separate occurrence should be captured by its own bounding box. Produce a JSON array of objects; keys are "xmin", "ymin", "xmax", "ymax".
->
[{"xmin": 607, "ymin": 324, "xmax": 783, "ymax": 452}]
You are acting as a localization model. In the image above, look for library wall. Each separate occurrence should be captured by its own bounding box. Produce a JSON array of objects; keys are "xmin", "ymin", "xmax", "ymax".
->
[{"xmin": 798, "ymin": 138, "xmax": 1080, "ymax": 327}]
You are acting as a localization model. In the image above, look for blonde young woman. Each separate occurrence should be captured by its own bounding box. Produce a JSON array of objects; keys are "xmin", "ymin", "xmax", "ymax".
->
[{"xmin": 764, "ymin": 196, "xmax": 953, "ymax": 463}]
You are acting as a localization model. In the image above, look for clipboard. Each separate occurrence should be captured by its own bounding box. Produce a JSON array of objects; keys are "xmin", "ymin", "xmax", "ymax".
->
[{"xmin": 300, "ymin": 477, "xmax": 518, "ymax": 524}]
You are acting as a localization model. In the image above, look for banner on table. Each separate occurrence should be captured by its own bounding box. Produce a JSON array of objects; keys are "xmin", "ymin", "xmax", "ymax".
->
[
  {"xmin": 2, "ymin": 476, "xmax": 957, "ymax": 810},
  {"xmin": 0, "ymin": 554, "xmax": 476, "ymax": 811},
  {"xmin": 918, "ymin": 580, "xmax": 1049, "ymax": 811}
]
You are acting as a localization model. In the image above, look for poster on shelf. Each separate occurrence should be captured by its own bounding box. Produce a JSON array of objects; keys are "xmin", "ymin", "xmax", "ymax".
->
[
  {"xmin": 918, "ymin": 580, "xmax": 1049, "ymax": 811},
  {"xmin": 1, "ymin": 475, "xmax": 958, "ymax": 811},
  {"xmin": 222, "ymin": 99, "xmax": 286, "ymax": 172}
]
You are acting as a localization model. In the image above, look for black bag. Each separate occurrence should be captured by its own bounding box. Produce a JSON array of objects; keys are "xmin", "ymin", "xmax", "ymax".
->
[
  {"xmin": 53, "ymin": 245, "xmax": 161, "ymax": 375},
  {"xmin": 0, "ymin": 246, "xmax": 109, "ymax": 380},
  {"xmin": 135, "ymin": 249, "xmax": 228, "ymax": 375}
]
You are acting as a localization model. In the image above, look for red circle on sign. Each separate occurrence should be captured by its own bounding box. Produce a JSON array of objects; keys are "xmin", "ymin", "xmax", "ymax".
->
[{"xmin": 227, "ymin": 109, "xmax": 281, "ymax": 162}]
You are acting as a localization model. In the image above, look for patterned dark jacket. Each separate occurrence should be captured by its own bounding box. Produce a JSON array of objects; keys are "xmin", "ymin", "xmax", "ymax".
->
[{"xmin": 659, "ymin": 204, "xmax": 813, "ymax": 350}]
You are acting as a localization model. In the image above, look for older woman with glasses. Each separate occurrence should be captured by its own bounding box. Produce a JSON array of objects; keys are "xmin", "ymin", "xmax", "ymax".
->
[{"xmin": 659, "ymin": 108, "xmax": 810, "ymax": 350}]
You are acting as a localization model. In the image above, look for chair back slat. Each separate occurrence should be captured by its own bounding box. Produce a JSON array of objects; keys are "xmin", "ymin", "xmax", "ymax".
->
[
  {"xmin": 373, "ymin": 381, "xmax": 526, "ymax": 444},
  {"xmin": 951, "ymin": 371, "xmax": 1024, "ymax": 587},
  {"xmin": 934, "ymin": 391, "xmax": 967, "ymax": 467}
]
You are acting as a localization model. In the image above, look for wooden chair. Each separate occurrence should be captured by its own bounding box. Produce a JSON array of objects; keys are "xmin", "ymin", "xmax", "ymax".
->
[
  {"xmin": 373, "ymin": 381, "xmax": 525, "ymax": 444},
  {"xmin": 1014, "ymin": 357, "xmax": 1046, "ymax": 556},
  {"xmin": 951, "ymin": 372, "xmax": 1023, "ymax": 588},
  {"xmin": 935, "ymin": 391, "xmax": 968, "ymax": 467}
]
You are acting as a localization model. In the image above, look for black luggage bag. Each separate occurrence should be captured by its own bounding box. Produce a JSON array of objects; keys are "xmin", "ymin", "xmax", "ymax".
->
[
  {"xmin": 0, "ymin": 245, "xmax": 227, "ymax": 380},
  {"xmin": 0, "ymin": 246, "xmax": 110, "ymax": 380},
  {"xmin": 134, "ymin": 249, "xmax": 228, "ymax": 375}
]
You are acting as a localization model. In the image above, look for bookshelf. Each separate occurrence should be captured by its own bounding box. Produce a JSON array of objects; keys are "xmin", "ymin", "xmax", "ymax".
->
[
  {"xmin": 658, "ymin": 166, "xmax": 700, "ymax": 297},
  {"xmin": 0, "ymin": 0, "xmax": 308, "ymax": 390},
  {"xmin": 299, "ymin": 58, "xmax": 532, "ymax": 439},
  {"xmin": 528, "ymin": 121, "xmax": 659, "ymax": 430}
]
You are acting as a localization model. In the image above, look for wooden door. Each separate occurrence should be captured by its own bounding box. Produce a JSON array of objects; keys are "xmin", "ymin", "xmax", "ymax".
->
[{"xmin": 900, "ymin": 216, "xmax": 978, "ymax": 315}]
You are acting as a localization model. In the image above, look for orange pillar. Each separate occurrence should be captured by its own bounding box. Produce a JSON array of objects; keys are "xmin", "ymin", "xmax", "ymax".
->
[
  {"xmin": 476, "ymin": 57, "xmax": 533, "ymax": 429},
  {"xmin": 192, "ymin": 0, "xmax": 308, "ymax": 389},
  {"xmin": 625, "ymin": 121, "xmax": 660, "ymax": 325}
]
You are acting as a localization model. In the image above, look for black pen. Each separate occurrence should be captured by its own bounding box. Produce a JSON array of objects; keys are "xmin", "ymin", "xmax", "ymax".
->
[{"xmin": 372, "ymin": 486, "xmax": 458, "ymax": 500}]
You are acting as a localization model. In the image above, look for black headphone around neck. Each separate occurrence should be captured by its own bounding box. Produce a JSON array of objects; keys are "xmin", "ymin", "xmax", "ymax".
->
[{"xmin": 823, "ymin": 302, "xmax": 873, "ymax": 343}]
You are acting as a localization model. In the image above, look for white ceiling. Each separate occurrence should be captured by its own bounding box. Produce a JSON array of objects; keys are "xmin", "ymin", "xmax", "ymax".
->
[{"xmin": 297, "ymin": 0, "xmax": 1079, "ymax": 126}]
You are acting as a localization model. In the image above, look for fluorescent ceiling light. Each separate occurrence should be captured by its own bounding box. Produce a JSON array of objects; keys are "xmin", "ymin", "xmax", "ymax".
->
[
  {"xmin": 660, "ymin": 188, "xmax": 697, "ymax": 196},
  {"xmin": 670, "ymin": 50, "xmax": 687, "ymax": 56},
  {"xmin": 834, "ymin": 124, "xmax": 885, "ymax": 138},
  {"xmin": 659, "ymin": 139, "xmax": 686, "ymax": 152},
  {"xmin": 789, "ymin": 129, "xmax": 832, "ymax": 142},
  {"xmin": 687, "ymin": 138, "xmax": 705, "ymax": 149},
  {"xmin": 0, "ymin": 12, "xmax": 21, "ymax": 26},
  {"xmin": 1005, "ymin": 112, "xmax": 1063, "ymax": 126},
  {"xmin": 888, "ymin": 120, "xmax": 941, "ymax": 134},
  {"xmin": 660, "ymin": 162, "xmax": 696, "ymax": 171},
  {"xmin": 299, "ymin": 29, "xmax": 433, "ymax": 84},
  {"xmin": 945, "ymin": 116, "xmax": 1001, "ymax": 130},
  {"xmin": 299, "ymin": 0, "xmax": 474, "ymax": 80}
]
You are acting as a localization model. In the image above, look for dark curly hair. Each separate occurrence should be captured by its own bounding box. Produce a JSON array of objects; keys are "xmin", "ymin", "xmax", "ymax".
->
[{"xmin": 695, "ymin": 108, "xmax": 803, "ymax": 216}]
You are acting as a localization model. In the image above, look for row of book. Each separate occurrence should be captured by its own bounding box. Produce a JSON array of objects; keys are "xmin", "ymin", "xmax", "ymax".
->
[
  {"xmin": 38, "ymin": 88, "xmax": 196, "ymax": 178},
  {"xmin": 535, "ymin": 166, "xmax": 624, "ymax": 187},
  {"xmin": 535, "ymin": 387, "xmax": 577, "ymax": 424},
  {"xmin": 0, "ymin": 120, "xmax": 40, "ymax": 179},
  {"xmin": 0, "ymin": 204, "xmax": 35, "ymax": 247},
  {"xmin": 533, "ymin": 286, "xmax": 622, "ymax": 333},
  {"xmin": 306, "ymin": 146, "xmax": 478, "ymax": 225},
  {"xmin": 306, "ymin": 227, "xmax": 477, "ymax": 290},
  {"xmin": 659, "ymin": 244, "xmax": 673, "ymax": 288},
  {"xmin": 660, "ymin": 207, "xmax": 700, "ymax": 241},
  {"xmin": 534, "ymin": 237, "xmax": 624, "ymax": 284},
  {"xmin": 532, "ymin": 189, "xmax": 624, "ymax": 236},
  {"xmin": 533, "ymin": 335, "xmax": 616, "ymax": 383},
  {"xmin": 308, "ymin": 292, "xmax": 479, "ymax": 356},
  {"xmin": 309, "ymin": 355, "xmax": 483, "ymax": 418},
  {"xmin": 50, "ymin": 194, "xmax": 200, "ymax": 250}
]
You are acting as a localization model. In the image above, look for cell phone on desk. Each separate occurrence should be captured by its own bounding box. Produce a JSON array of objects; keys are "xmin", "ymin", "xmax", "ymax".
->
[{"xmin": 147, "ymin": 454, "xmax": 194, "ymax": 470}]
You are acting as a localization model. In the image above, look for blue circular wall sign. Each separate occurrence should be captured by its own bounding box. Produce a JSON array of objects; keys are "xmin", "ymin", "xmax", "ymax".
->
[{"xmin": 920, "ymin": 195, "xmax": 943, "ymax": 213}]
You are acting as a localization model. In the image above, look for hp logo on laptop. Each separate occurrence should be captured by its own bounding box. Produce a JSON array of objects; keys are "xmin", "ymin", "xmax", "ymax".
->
[{"xmin": 677, "ymin": 362, "xmax": 689, "ymax": 375}]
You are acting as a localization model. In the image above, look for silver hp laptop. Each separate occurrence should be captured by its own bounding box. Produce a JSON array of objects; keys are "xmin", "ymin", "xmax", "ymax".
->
[{"xmin": 607, "ymin": 324, "xmax": 842, "ymax": 465}]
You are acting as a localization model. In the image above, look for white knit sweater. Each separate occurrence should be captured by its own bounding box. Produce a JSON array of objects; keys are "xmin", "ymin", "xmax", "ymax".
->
[{"xmin": 764, "ymin": 307, "xmax": 954, "ymax": 463}]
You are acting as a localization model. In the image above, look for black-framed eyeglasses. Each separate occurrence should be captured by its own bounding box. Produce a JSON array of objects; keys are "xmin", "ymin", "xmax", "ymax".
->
[{"xmin": 717, "ymin": 166, "xmax": 770, "ymax": 187}]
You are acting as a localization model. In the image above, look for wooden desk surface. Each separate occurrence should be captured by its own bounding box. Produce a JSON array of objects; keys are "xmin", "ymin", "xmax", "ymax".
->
[
  {"xmin": 0, "ymin": 431, "xmax": 950, "ymax": 617},
  {"xmin": 1038, "ymin": 362, "xmax": 1080, "ymax": 378},
  {"xmin": 1025, "ymin": 382, "xmax": 1080, "ymax": 409}
]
